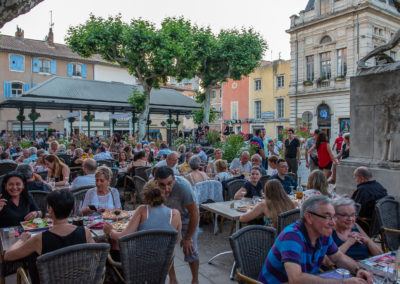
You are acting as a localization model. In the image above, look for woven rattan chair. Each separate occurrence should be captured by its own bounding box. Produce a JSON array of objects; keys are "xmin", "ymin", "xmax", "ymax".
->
[
  {"xmin": 135, "ymin": 166, "xmax": 151, "ymax": 181},
  {"xmin": 108, "ymin": 230, "xmax": 177, "ymax": 284},
  {"xmin": 229, "ymin": 225, "xmax": 276, "ymax": 283},
  {"xmin": 259, "ymin": 175, "xmax": 270, "ymax": 188},
  {"xmin": 110, "ymin": 168, "xmax": 118, "ymax": 188},
  {"xmin": 72, "ymin": 187, "xmax": 91, "ymax": 208},
  {"xmin": 17, "ymin": 243, "xmax": 110, "ymax": 284},
  {"xmin": 227, "ymin": 179, "xmax": 246, "ymax": 201},
  {"xmin": 29, "ymin": 191, "xmax": 49, "ymax": 216},
  {"xmin": 36, "ymin": 171, "xmax": 48, "ymax": 180},
  {"xmin": 97, "ymin": 159, "xmax": 116, "ymax": 168},
  {"xmin": 133, "ymin": 176, "xmax": 147, "ymax": 207},
  {"xmin": 277, "ymin": 208, "xmax": 300, "ymax": 235},
  {"xmin": 375, "ymin": 199, "xmax": 400, "ymax": 251},
  {"xmin": 0, "ymin": 162, "xmax": 17, "ymax": 176},
  {"xmin": 56, "ymin": 154, "xmax": 71, "ymax": 166}
]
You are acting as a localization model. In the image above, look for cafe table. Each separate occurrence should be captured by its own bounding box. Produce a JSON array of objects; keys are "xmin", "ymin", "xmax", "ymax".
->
[{"xmin": 200, "ymin": 201, "xmax": 244, "ymax": 232}]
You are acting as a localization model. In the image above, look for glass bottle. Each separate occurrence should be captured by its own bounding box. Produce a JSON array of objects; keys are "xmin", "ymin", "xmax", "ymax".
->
[{"xmin": 296, "ymin": 177, "xmax": 303, "ymax": 200}]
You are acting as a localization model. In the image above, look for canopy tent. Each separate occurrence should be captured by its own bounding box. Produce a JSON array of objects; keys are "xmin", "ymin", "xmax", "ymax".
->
[{"xmin": 0, "ymin": 77, "xmax": 201, "ymax": 142}]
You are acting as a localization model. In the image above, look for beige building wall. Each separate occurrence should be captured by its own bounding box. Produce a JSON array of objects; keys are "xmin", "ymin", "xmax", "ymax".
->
[{"xmin": 248, "ymin": 60, "xmax": 291, "ymax": 139}]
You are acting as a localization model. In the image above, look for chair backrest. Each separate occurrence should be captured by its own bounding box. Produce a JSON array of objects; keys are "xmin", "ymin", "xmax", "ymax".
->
[
  {"xmin": 375, "ymin": 199, "xmax": 400, "ymax": 251},
  {"xmin": 72, "ymin": 188, "xmax": 90, "ymax": 208},
  {"xmin": 36, "ymin": 171, "xmax": 48, "ymax": 180},
  {"xmin": 97, "ymin": 160, "xmax": 116, "ymax": 168},
  {"xmin": 37, "ymin": 243, "xmax": 110, "ymax": 284},
  {"xmin": 227, "ymin": 179, "xmax": 246, "ymax": 200},
  {"xmin": 277, "ymin": 208, "xmax": 301, "ymax": 235},
  {"xmin": 368, "ymin": 195, "xmax": 395, "ymax": 237},
  {"xmin": 259, "ymin": 175, "xmax": 270, "ymax": 188},
  {"xmin": 29, "ymin": 191, "xmax": 49, "ymax": 216},
  {"xmin": 135, "ymin": 166, "xmax": 151, "ymax": 181},
  {"xmin": 110, "ymin": 168, "xmax": 118, "ymax": 187},
  {"xmin": 0, "ymin": 162, "xmax": 17, "ymax": 176},
  {"xmin": 133, "ymin": 176, "xmax": 147, "ymax": 204},
  {"xmin": 229, "ymin": 225, "xmax": 276, "ymax": 280},
  {"xmin": 144, "ymin": 168, "xmax": 152, "ymax": 179},
  {"xmin": 287, "ymin": 172, "xmax": 296, "ymax": 181},
  {"xmin": 118, "ymin": 230, "xmax": 177, "ymax": 284},
  {"xmin": 56, "ymin": 154, "xmax": 71, "ymax": 166},
  {"xmin": 194, "ymin": 180, "xmax": 223, "ymax": 206}
]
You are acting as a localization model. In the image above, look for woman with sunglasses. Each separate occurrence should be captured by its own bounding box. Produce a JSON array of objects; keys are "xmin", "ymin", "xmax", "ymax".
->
[{"xmin": 331, "ymin": 198, "xmax": 382, "ymax": 260}]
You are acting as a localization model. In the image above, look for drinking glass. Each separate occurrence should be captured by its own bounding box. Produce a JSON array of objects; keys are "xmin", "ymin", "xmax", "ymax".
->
[
  {"xmin": 336, "ymin": 268, "xmax": 350, "ymax": 281},
  {"xmin": 49, "ymin": 178, "xmax": 55, "ymax": 189}
]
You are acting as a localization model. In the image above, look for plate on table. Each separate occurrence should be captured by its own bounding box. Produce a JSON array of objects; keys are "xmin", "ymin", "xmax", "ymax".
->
[
  {"xmin": 236, "ymin": 205, "xmax": 254, "ymax": 213},
  {"xmin": 112, "ymin": 220, "xmax": 129, "ymax": 231},
  {"xmin": 101, "ymin": 209, "xmax": 131, "ymax": 220},
  {"xmin": 21, "ymin": 218, "xmax": 49, "ymax": 232}
]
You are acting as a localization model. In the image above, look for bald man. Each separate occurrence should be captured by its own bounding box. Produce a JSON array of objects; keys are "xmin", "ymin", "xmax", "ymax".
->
[
  {"xmin": 71, "ymin": 159, "xmax": 97, "ymax": 190},
  {"xmin": 229, "ymin": 151, "xmax": 252, "ymax": 175}
]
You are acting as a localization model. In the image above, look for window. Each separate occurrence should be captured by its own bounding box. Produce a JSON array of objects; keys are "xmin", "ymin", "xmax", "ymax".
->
[
  {"xmin": 11, "ymin": 82, "xmax": 23, "ymax": 97},
  {"xmin": 320, "ymin": 52, "xmax": 331, "ymax": 79},
  {"xmin": 276, "ymin": 98, "xmax": 284, "ymax": 118},
  {"xmin": 219, "ymin": 89, "xmax": 222, "ymax": 98},
  {"xmin": 306, "ymin": 55, "xmax": 314, "ymax": 81},
  {"xmin": 390, "ymin": 51, "xmax": 396, "ymax": 61},
  {"xmin": 320, "ymin": 35, "xmax": 332, "ymax": 44},
  {"xmin": 337, "ymin": 48, "xmax": 347, "ymax": 77},
  {"xmin": 320, "ymin": 0, "xmax": 330, "ymax": 15},
  {"xmin": 231, "ymin": 101, "xmax": 238, "ymax": 120},
  {"xmin": 9, "ymin": 54, "xmax": 24, "ymax": 71},
  {"xmin": 254, "ymin": 79, "xmax": 262, "ymax": 91},
  {"xmin": 67, "ymin": 62, "xmax": 87, "ymax": 77},
  {"xmin": 276, "ymin": 75, "xmax": 285, "ymax": 88},
  {"xmin": 254, "ymin": 101, "xmax": 261, "ymax": 119},
  {"xmin": 219, "ymin": 107, "xmax": 222, "ymax": 119},
  {"xmin": 211, "ymin": 90, "xmax": 216, "ymax": 99},
  {"xmin": 73, "ymin": 64, "xmax": 82, "ymax": 76},
  {"xmin": 39, "ymin": 59, "xmax": 51, "ymax": 73}
]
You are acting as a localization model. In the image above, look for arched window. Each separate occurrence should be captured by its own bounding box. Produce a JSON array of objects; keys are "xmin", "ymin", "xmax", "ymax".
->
[
  {"xmin": 11, "ymin": 82, "xmax": 23, "ymax": 97},
  {"xmin": 320, "ymin": 35, "xmax": 332, "ymax": 44}
]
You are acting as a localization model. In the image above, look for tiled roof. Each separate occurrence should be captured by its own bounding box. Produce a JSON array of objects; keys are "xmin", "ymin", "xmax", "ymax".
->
[{"xmin": 0, "ymin": 35, "xmax": 110, "ymax": 65}]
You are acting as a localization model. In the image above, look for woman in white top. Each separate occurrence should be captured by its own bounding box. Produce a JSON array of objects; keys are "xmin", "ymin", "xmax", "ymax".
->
[
  {"xmin": 81, "ymin": 166, "xmax": 121, "ymax": 215},
  {"xmin": 303, "ymin": 169, "xmax": 338, "ymax": 200}
]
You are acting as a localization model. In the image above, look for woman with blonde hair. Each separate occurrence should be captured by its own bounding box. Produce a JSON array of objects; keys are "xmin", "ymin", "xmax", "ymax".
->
[
  {"xmin": 44, "ymin": 154, "xmax": 70, "ymax": 186},
  {"xmin": 239, "ymin": 180, "xmax": 296, "ymax": 228},
  {"xmin": 48, "ymin": 141, "xmax": 59, "ymax": 154},
  {"xmin": 303, "ymin": 169, "xmax": 337, "ymax": 200},
  {"xmin": 177, "ymin": 144, "xmax": 186, "ymax": 164},
  {"xmin": 214, "ymin": 159, "xmax": 232, "ymax": 182}
]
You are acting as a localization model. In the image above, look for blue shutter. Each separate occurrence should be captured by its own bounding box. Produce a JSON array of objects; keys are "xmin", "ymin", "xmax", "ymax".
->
[
  {"xmin": 32, "ymin": 57, "xmax": 39, "ymax": 72},
  {"xmin": 3, "ymin": 81, "xmax": 11, "ymax": 98},
  {"xmin": 50, "ymin": 60, "xmax": 57, "ymax": 74},
  {"xmin": 23, "ymin": 83, "xmax": 31, "ymax": 93},
  {"xmin": 81, "ymin": 64, "xmax": 87, "ymax": 78},
  {"xmin": 67, "ymin": 62, "xmax": 73, "ymax": 76},
  {"xmin": 10, "ymin": 55, "xmax": 23, "ymax": 71}
]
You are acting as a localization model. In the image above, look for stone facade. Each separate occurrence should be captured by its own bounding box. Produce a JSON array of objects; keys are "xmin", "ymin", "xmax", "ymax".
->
[
  {"xmin": 248, "ymin": 60, "xmax": 291, "ymax": 139},
  {"xmin": 287, "ymin": 0, "xmax": 400, "ymax": 143}
]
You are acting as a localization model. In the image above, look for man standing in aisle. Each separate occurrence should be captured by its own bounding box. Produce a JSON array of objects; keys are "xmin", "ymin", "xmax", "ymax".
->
[
  {"xmin": 332, "ymin": 132, "xmax": 344, "ymax": 154},
  {"xmin": 284, "ymin": 128, "xmax": 301, "ymax": 180},
  {"xmin": 305, "ymin": 129, "xmax": 320, "ymax": 172}
]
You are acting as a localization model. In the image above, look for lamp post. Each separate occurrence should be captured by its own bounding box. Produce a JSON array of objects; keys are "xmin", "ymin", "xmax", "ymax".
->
[
  {"xmin": 28, "ymin": 107, "xmax": 40, "ymax": 139},
  {"xmin": 84, "ymin": 111, "xmax": 94, "ymax": 137},
  {"xmin": 166, "ymin": 111, "xmax": 174, "ymax": 147},
  {"xmin": 68, "ymin": 117, "xmax": 75, "ymax": 136},
  {"xmin": 16, "ymin": 107, "xmax": 25, "ymax": 137},
  {"xmin": 131, "ymin": 111, "xmax": 137, "ymax": 140}
]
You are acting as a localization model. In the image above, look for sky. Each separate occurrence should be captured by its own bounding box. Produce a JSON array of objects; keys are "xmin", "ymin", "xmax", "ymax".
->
[{"xmin": 1, "ymin": 0, "xmax": 309, "ymax": 60}]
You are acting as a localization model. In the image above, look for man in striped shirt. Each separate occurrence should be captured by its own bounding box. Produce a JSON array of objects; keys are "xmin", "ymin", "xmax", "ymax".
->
[{"xmin": 258, "ymin": 196, "xmax": 373, "ymax": 284}]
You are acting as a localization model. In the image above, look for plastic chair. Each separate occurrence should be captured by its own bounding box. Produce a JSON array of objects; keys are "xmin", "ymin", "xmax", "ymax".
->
[
  {"xmin": 277, "ymin": 208, "xmax": 300, "ymax": 235},
  {"xmin": 29, "ymin": 191, "xmax": 49, "ymax": 216},
  {"xmin": 227, "ymin": 179, "xmax": 246, "ymax": 201},
  {"xmin": 108, "ymin": 230, "xmax": 177, "ymax": 284},
  {"xmin": 230, "ymin": 225, "xmax": 276, "ymax": 283},
  {"xmin": 0, "ymin": 162, "xmax": 17, "ymax": 176},
  {"xmin": 17, "ymin": 243, "xmax": 110, "ymax": 284},
  {"xmin": 375, "ymin": 199, "xmax": 400, "ymax": 251}
]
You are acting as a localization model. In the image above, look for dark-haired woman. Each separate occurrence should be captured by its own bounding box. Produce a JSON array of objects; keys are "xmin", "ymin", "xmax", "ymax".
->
[
  {"xmin": 4, "ymin": 190, "xmax": 94, "ymax": 283},
  {"xmin": 44, "ymin": 154, "xmax": 70, "ymax": 186},
  {"xmin": 0, "ymin": 172, "xmax": 41, "ymax": 228},
  {"xmin": 308, "ymin": 132, "xmax": 338, "ymax": 179},
  {"xmin": 129, "ymin": 151, "xmax": 151, "ymax": 168},
  {"xmin": 234, "ymin": 167, "xmax": 264, "ymax": 200},
  {"xmin": 109, "ymin": 133, "xmax": 123, "ymax": 159}
]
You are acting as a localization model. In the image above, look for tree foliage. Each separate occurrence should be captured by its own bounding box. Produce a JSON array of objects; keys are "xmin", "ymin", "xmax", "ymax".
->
[
  {"xmin": 66, "ymin": 15, "xmax": 196, "ymax": 139},
  {"xmin": 192, "ymin": 106, "xmax": 217, "ymax": 125},
  {"xmin": 0, "ymin": 0, "xmax": 44, "ymax": 28},
  {"xmin": 127, "ymin": 87, "xmax": 146, "ymax": 112}
]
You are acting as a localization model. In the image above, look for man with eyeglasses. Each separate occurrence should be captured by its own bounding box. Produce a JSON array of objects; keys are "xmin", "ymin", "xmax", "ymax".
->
[
  {"xmin": 270, "ymin": 158, "xmax": 297, "ymax": 194},
  {"xmin": 258, "ymin": 196, "xmax": 373, "ymax": 284},
  {"xmin": 154, "ymin": 166, "xmax": 200, "ymax": 284},
  {"xmin": 251, "ymin": 154, "xmax": 267, "ymax": 176}
]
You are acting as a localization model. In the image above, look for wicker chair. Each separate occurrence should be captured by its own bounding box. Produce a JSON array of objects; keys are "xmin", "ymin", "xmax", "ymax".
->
[
  {"xmin": 72, "ymin": 188, "xmax": 91, "ymax": 208},
  {"xmin": 133, "ymin": 176, "xmax": 147, "ymax": 207},
  {"xmin": 56, "ymin": 154, "xmax": 71, "ymax": 166},
  {"xmin": 226, "ymin": 179, "xmax": 246, "ymax": 201},
  {"xmin": 29, "ymin": 191, "xmax": 49, "ymax": 216},
  {"xmin": 108, "ymin": 230, "xmax": 177, "ymax": 284},
  {"xmin": 259, "ymin": 175, "xmax": 270, "ymax": 188},
  {"xmin": 375, "ymin": 199, "xmax": 400, "ymax": 251},
  {"xmin": 0, "ymin": 162, "xmax": 17, "ymax": 176},
  {"xmin": 36, "ymin": 171, "xmax": 48, "ymax": 181},
  {"xmin": 277, "ymin": 208, "xmax": 300, "ymax": 235},
  {"xmin": 110, "ymin": 168, "xmax": 118, "ymax": 188},
  {"xmin": 135, "ymin": 166, "xmax": 151, "ymax": 181},
  {"xmin": 97, "ymin": 160, "xmax": 116, "ymax": 168},
  {"xmin": 17, "ymin": 243, "xmax": 110, "ymax": 284},
  {"xmin": 229, "ymin": 225, "xmax": 276, "ymax": 283}
]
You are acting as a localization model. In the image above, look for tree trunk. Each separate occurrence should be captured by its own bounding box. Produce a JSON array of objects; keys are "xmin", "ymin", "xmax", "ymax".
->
[
  {"xmin": 0, "ymin": 0, "xmax": 44, "ymax": 28},
  {"xmin": 202, "ymin": 88, "xmax": 211, "ymax": 124},
  {"xmin": 138, "ymin": 85, "xmax": 151, "ymax": 140}
]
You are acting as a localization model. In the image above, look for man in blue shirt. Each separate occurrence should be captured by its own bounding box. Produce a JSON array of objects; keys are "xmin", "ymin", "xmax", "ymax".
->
[
  {"xmin": 258, "ymin": 196, "xmax": 373, "ymax": 284},
  {"xmin": 194, "ymin": 146, "xmax": 207, "ymax": 162},
  {"xmin": 270, "ymin": 158, "xmax": 297, "ymax": 194},
  {"xmin": 157, "ymin": 143, "xmax": 171, "ymax": 159},
  {"xmin": 251, "ymin": 128, "xmax": 267, "ymax": 169}
]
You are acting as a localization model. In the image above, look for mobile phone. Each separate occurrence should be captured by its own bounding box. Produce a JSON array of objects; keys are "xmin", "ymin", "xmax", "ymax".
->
[{"xmin": 88, "ymin": 205, "xmax": 97, "ymax": 211}]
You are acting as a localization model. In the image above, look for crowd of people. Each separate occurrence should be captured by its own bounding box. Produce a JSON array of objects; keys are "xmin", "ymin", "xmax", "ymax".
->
[{"xmin": 0, "ymin": 127, "xmax": 391, "ymax": 283}]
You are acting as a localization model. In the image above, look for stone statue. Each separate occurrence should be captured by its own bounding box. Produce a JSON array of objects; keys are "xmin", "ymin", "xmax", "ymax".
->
[
  {"xmin": 382, "ymin": 94, "xmax": 400, "ymax": 162},
  {"xmin": 358, "ymin": 0, "xmax": 400, "ymax": 68}
]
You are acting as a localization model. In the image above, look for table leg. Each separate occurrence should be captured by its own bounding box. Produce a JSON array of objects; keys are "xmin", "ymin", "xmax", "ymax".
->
[
  {"xmin": 0, "ymin": 277, "xmax": 4, "ymax": 284},
  {"xmin": 208, "ymin": 251, "xmax": 232, "ymax": 264},
  {"xmin": 230, "ymin": 261, "xmax": 236, "ymax": 280},
  {"xmin": 235, "ymin": 220, "xmax": 239, "ymax": 232}
]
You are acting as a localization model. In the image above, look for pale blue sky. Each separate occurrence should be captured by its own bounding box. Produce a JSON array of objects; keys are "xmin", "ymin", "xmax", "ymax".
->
[{"xmin": 1, "ymin": 0, "xmax": 309, "ymax": 60}]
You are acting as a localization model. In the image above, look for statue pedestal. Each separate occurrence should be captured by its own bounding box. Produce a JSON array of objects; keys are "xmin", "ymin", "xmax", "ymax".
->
[{"xmin": 336, "ymin": 62, "xmax": 400, "ymax": 198}]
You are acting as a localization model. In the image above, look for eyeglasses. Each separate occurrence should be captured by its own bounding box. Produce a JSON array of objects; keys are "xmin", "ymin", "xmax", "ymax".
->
[
  {"xmin": 309, "ymin": 211, "xmax": 337, "ymax": 222},
  {"xmin": 336, "ymin": 213, "xmax": 357, "ymax": 219}
]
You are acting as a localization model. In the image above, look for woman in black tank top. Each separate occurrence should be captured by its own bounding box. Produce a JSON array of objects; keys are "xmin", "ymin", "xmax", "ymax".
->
[{"xmin": 4, "ymin": 190, "xmax": 94, "ymax": 283}]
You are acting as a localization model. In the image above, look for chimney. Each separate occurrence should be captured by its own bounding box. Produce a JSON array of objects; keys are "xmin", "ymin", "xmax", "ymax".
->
[
  {"xmin": 47, "ymin": 27, "xmax": 54, "ymax": 46},
  {"xmin": 15, "ymin": 26, "xmax": 24, "ymax": 39}
]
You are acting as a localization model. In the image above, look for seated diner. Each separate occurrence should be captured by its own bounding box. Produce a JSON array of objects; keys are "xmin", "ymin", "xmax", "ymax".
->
[{"xmin": 234, "ymin": 166, "xmax": 263, "ymax": 200}]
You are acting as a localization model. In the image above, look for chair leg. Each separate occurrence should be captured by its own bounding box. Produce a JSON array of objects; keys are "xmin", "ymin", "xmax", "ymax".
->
[{"xmin": 16, "ymin": 267, "xmax": 30, "ymax": 284}]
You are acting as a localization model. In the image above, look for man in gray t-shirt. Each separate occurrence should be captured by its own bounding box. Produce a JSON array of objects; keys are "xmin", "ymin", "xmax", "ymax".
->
[
  {"xmin": 305, "ymin": 129, "xmax": 320, "ymax": 172},
  {"xmin": 155, "ymin": 166, "xmax": 199, "ymax": 284}
]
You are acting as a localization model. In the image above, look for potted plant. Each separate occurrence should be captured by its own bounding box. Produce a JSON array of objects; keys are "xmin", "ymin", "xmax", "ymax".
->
[
  {"xmin": 303, "ymin": 80, "xmax": 313, "ymax": 86},
  {"xmin": 335, "ymin": 75, "xmax": 345, "ymax": 81}
]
